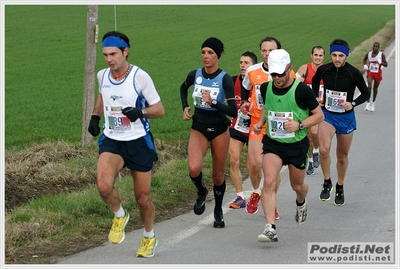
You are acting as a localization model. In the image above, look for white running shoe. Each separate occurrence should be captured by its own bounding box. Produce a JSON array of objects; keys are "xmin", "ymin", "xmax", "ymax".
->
[
  {"xmin": 365, "ymin": 103, "xmax": 370, "ymax": 111},
  {"xmin": 370, "ymin": 103, "xmax": 375, "ymax": 112},
  {"xmin": 295, "ymin": 200, "xmax": 308, "ymax": 225},
  {"xmin": 257, "ymin": 224, "xmax": 278, "ymax": 242}
]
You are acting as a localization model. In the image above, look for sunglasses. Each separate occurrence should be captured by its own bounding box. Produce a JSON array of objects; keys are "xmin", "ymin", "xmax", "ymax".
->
[{"xmin": 270, "ymin": 66, "xmax": 290, "ymax": 78}]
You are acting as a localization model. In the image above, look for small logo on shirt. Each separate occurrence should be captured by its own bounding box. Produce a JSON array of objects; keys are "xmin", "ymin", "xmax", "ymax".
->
[
  {"xmin": 110, "ymin": 95, "xmax": 123, "ymax": 101},
  {"xmin": 212, "ymin": 82, "xmax": 219, "ymax": 87}
]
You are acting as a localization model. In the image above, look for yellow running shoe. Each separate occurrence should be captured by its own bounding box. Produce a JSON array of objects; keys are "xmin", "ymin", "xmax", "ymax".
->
[
  {"xmin": 136, "ymin": 236, "xmax": 158, "ymax": 258},
  {"xmin": 108, "ymin": 211, "xmax": 129, "ymax": 244}
]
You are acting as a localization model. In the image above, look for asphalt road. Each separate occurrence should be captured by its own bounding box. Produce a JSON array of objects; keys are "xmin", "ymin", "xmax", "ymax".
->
[{"xmin": 57, "ymin": 41, "xmax": 397, "ymax": 268}]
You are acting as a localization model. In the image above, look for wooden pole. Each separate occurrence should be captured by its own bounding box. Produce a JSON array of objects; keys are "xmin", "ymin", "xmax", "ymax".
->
[{"xmin": 81, "ymin": 5, "xmax": 99, "ymax": 147}]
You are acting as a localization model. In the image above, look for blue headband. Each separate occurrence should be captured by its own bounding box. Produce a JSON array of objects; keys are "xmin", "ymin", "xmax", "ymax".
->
[
  {"xmin": 330, "ymin": 44, "xmax": 349, "ymax": 56},
  {"xmin": 102, "ymin": 36, "xmax": 129, "ymax": 48}
]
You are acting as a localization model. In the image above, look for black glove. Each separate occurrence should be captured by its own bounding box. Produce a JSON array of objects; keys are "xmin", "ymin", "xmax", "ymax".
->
[
  {"xmin": 122, "ymin": 107, "xmax": 143, "ymax": 122},
  {"xmin": 88, "ymin": 115, "xmax": 100, "ymax": 136}
]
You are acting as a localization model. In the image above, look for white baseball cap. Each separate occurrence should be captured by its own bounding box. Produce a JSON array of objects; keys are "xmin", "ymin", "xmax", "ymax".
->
[{"xmin": 268, "ymin": 49, "xmax": 291, "ymax": 74}]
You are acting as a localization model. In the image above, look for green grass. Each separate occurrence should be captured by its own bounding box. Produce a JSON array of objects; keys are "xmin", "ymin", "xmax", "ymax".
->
[
  {"xmin": 4, "ymin": 4, "xmax": 395, "ymax": 149},
  {"xmin": 5, "ymin": 145, "xmax": 214, "ymax": 262}
]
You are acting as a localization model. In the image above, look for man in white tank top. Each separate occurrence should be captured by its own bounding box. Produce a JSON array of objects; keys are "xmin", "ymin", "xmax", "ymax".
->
[
  {"xmin": 88, "ymin": 31, "xmax": 165, "ymax": 258},
  {"xmin": 362, "ymin": 42, "xmax": 388, "ymax": 112}
]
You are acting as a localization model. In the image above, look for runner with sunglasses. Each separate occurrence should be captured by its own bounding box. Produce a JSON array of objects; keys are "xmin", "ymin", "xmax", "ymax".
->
[{"xmin": 254, "ymin": 49, "xmax": 324, "ymax": 243}]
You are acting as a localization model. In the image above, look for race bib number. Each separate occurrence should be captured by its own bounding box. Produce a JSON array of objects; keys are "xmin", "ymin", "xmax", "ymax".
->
[
  {"xmin": 106, "ymin": 106, "xmax": 133, "ymax": 134},
  {"xmin": 268, "ymin": 111, "xmax": 294, "ymax": 138},
  {"xmin": 255, "ymin": 85, "xmax": 264, "ymax": 109},
  {"xmin": 193, "ymin": 85, "xmax": 220, "ymax": 108},
  {"xmin": 234, "ymin": 110, "xmax": 250, "ymax": 133},
  {"xmin": 325, "ymin": 89, "xmax": 346, "ymax": 113},
  {"xmin": 369, "ymin": 62, "xmax": 380, "ymax": 73}
]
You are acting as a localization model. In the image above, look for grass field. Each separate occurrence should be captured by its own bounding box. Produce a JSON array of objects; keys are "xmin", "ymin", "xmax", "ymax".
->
[
  {"xmin": 4, "ymin": 4, "xmax": 395, "ymax": 149},
  {"xmin": 3, "ymin": 4, "xmax": 396, "ymax": 264}
]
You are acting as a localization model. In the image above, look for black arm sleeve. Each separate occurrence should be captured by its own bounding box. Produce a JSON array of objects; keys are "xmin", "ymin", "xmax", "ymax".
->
[
  {"xmin": 213, "ymin": 99, "xmax": 237, "ymax": 118},
  {"xmin": 241, "ymin": 84, "xmax": 250, "ymax": 104},
  {"xmin": 179, "ymin": 70, "xmax": 196, "ymax": 111},
  {"xmin": 296, "ymin": 83, "xmax": 320, "ymax": 111},
  {"xmin": 180, "ymin": 82, "xmax": 190, "ymax": 111},
  {"xmin": 259, "ymin": 81, "xmax": 268, "ymax": 102},
  {"xmin": 213, "ymin": 74, "xmax": 237, "ymax": 118},
  {"xmin": 311, "ymin": 67, "xmax": 322, "ymax": 98},
  {"xmin": 352, "ymin": 69, "xmax": 370, "ymax": 106}
]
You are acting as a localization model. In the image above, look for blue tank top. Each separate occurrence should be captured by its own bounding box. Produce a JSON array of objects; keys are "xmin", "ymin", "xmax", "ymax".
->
[{"xmin": 192, "ymin": 68, "xmax": 226, "ymax": 111}]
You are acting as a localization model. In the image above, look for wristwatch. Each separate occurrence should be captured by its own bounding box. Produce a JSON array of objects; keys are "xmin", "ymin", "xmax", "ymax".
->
[
  {"xmin": 211, "ymin": 99, "xmax": 218, "ymax": 106},
  {"xmin": 141, "ymin": 109, "xmax": 147, "ymax": 117},
  {"xmin": 299, "ymin": 121, "xmax": 305, "ymax": 130},
  {"xmin": 351, "ymin": 101, "xmax": 356, "ymax": 107}
]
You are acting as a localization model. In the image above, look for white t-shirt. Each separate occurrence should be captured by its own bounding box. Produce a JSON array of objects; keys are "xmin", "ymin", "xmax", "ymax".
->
[{"xmin": 97, "ymin": 65, "xmax": 161, "ymax": 141}]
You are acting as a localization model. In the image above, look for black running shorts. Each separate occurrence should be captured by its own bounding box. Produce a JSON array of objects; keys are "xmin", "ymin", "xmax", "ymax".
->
[
  {"xmin": 99, "ymin": 135, "xmax": 158, "ymax": 172},
  {"xmin": 261, "ymin": 135, "xmax": 309, "ymax": 170}
]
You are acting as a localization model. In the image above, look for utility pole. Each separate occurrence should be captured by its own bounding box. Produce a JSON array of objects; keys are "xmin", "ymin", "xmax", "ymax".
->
[{"xmin": 81, "ymin": 5, "xmax": 99, "ymax": 147}]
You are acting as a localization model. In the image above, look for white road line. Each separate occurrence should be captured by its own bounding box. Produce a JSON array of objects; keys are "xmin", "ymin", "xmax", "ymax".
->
[
  {"xmin": 156, "ymin": 165, "xmax": 288, "ymax": 253},
  {"xmin": 381, "ymin": 45, "xmax": 395, "ymax": 69},
  {"xmin": 387, "ymin": 44, "xmax": 395, "ymax": 61},
  {"xmin": 157, "ymin": 203, "xmax": 234, "ymax": 253}
]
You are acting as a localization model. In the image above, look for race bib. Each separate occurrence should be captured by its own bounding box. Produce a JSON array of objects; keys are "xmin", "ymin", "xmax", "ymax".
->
[
  {"xmin": 268, "ymin": 110, "xmax": 294, "ymax": 138},
  {"xmin": 106, "ymin": 106, "xmax": 133, "ymax": 134},
  {"xmin": 193, "ymin": 85, "xmax": 220, "ymax": 108},
  {"xmin": 325, "ymin": 89, "xmax": 347, "ymax": 113},
  {"xmin": 255, "ymin": 85, "xmax": 264, "ymax": 109},
  {"xmin": 234, "ymin": 110, "xmax": 250, "ymax": 133},
  {"xmin": 369, "ymin": 62, "xmax": 380, "ymax": 73}
]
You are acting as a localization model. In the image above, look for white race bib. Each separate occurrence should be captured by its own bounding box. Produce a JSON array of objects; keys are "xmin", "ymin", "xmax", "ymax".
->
[
  {"xmin": 192, "ymin": 85, "xmax": 220, "ymax": 108},
  {"xmin": 369, "ymin": 62, "xmax": 380, "ymax": 73},
  {"xmin": 268, "ymin": 110, "xmax": 294, "ymax": 138},
  {"xmin": 105, "ymin": 106, "xmax": 133, "ymax": 134},
  {"xmin": 255, "ymin": 85, "xmax": 264, "ymax": 109},
  {"xmin": 325, "ymin": 89, "xmax": 347, "ymax": 113},
  {"xmin": 234, "ymin": 110, "xmax": 250, "ymax": 133}
]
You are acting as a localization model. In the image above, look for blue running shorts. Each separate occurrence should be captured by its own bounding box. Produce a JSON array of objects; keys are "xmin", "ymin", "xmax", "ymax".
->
[{"xmin": 322, "ymin": 108, "xmax": 357, "ymax": 135}]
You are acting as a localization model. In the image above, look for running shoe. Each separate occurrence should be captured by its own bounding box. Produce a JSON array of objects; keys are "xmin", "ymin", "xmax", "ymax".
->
[
  {"xmin": 257, "ymin": 224, "xmax": 278, "ymax": 242},
  {"xmin": 136, "ymin": 236, "xmax": 158, "ymax": 258},
  {"xmin": 306, "ymin": 162, "xmax": 315, "ymax": 175},
  {"xmin": 319, "ymin": 181, "xmax": 332, "ymax": 201},
  {"xmin": 295, "ymin": 200, "xmax": 307, "ymax": 225},
  {"xmin": 245, "ymin": 192, "xmax": 261, "ymax": 214},
  {"xmin": 108, "ymin": 211, "xmax": 130, "ymax": 244},
  {"xmin": 365, "ymin": 103, "xmax": 371, "ymax": 111},
  {"xmin": 193, "ymin": 189, "xmax": 209, "ymax": 215},
  {"xmin": 213, "ymin": 210, "xmax": 225, "ymax": 228},
  {"xmin": 229, "ymin": 196, "xmax": 246, "ymax": 209},
  {"xmin": 313, "ymin": 152, "xmax": 320, "ymax": 168},
  {"xmin": 334, "ymin": 186, "xmax": 345, "ymax": 206},
  {"xmin": 370, "ymin": 103, "xmax": 375, "ymax": 112},
  {"xmin": 275, "ymin": 208, "xmax": 280, "ymax": 220}
]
